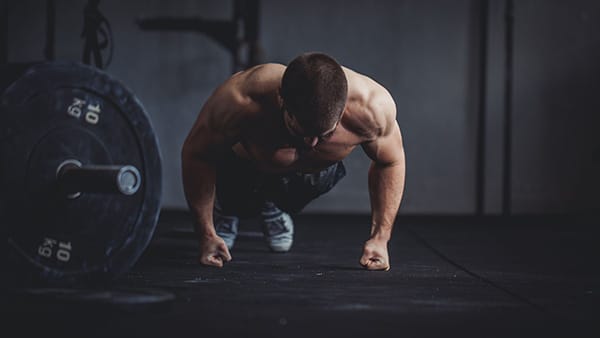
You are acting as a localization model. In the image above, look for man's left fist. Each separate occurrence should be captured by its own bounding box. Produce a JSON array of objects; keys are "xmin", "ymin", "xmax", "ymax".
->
[{"xmin": 359, "ymin": 237, "xmax": 390, "ymax": 271}]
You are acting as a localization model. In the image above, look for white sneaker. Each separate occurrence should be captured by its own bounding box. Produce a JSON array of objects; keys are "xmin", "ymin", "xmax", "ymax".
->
[
  {"xmin": 213, "ymin": 200, "xmax": 239, "ymax": 250},
  {"xmin": 261, "ymin": 201, "xmax": 294, "ymax": 252}
]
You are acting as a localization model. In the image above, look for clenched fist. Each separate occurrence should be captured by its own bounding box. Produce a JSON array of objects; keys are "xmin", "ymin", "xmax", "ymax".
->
[
  {"xmin": 359, "ymin": 237, "xmax": 390, "ymax": 271},
  {"xmin": 199, "ymin": 234, "xmax": 232, "ymax": 267}
]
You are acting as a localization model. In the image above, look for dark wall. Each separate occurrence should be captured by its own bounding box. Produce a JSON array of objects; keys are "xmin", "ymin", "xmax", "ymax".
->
[
  {"xmin": 4, "ymin": 0, "xmax": 600, "ymax": 215},
  {"xmin": 511, "ymin": 1, "xmax": 600, "ymax": 214}
]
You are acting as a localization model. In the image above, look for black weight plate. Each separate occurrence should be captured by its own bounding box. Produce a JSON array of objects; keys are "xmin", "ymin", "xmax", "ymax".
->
[{"xmin": 1, "ymin": 62, "xmax": 162, "ymax": 285}]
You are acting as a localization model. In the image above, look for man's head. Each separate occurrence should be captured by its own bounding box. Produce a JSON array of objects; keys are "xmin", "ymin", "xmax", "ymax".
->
[{"xmin": 280, "ymin": 52, "xmax": 348, "ymax": 143}]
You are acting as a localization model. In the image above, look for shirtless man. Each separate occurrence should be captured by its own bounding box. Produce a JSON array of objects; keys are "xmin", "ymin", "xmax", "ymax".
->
[{"xmin": 182, "ymin": 52, "xmax": 405, "ymax": 271}]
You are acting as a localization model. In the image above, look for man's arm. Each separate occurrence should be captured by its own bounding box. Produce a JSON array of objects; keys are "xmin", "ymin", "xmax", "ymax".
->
[
  {"xmin": 359, "ymin": 91, "xmax": 406, "ymax": 271},
  {"xmin": 181, "ymin": 80, "xmax": 251, "ymax": 267}
]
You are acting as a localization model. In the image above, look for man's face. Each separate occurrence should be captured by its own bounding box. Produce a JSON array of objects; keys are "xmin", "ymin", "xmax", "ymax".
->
[{"xmin": 283, "ymin": 110, "xmax": 338, "ymax": 149}]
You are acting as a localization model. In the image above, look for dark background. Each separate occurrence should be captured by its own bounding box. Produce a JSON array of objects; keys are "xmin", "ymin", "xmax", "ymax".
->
[{"xmin": 4, "ymin": 0, "xmax": 600, "ymax": 216}]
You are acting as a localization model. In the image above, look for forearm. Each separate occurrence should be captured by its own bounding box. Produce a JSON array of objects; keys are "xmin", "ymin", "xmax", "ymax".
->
[
  {"xmin": 367, "ymin": 156, "xmax": 405, "ymax": 241},
  {"xmin": 181, "ymin": 150, "xmax": 218, "ymax": 238}
]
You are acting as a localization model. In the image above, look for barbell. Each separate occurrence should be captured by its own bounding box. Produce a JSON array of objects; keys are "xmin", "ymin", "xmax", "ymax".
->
[{"xmin": 1, "ymin": 62, "xmax": 162, "ymax": 285}]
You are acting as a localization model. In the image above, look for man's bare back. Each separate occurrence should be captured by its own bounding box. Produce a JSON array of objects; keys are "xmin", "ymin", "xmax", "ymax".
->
[{"xmin": 182, "ymin": 53, "xmax": 405, "ymax": 270}]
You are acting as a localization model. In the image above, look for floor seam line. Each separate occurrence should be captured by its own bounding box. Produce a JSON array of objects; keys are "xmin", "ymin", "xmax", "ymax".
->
[{"xmin": 404, "ymin": 226, "xmax": 562, "ymax": 321}]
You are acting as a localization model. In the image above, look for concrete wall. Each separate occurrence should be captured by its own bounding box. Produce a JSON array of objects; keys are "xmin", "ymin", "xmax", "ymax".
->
[{"xmin": 5, "ymin": 0, "xmax": 600, "ymax": 215}]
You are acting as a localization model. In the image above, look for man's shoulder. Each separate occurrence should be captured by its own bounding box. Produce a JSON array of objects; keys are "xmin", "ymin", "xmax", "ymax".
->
[
  {"xmin": 213, "ymin": 63, "xmax": 284, "ymax": 112},
  {"xmin": 343, "ymin": 68, "xmax": 397, "ymax": 141},
  {"xmin": 247, "ymin": 63, "xmax": 287, "ymax": 77},
  {"xmin": 240, "ymin": 63, "xmax": 286, "ymax": 96}
]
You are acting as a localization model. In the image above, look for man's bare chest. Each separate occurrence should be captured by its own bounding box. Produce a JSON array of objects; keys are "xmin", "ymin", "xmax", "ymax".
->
[{"xmin": 233, "ymin": 137, "xmax": 355, "ymax": 174}]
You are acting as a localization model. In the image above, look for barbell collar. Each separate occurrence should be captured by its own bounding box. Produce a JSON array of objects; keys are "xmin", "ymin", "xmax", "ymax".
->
[{"xmin": 57, "ymin": 160, "xmax": 141, "ymax": 197}]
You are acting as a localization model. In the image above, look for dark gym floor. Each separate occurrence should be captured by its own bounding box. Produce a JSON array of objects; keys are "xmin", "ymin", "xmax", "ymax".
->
[{"xmin": 7, "ymin": 212, "xmax": 600, "ymax": 338}]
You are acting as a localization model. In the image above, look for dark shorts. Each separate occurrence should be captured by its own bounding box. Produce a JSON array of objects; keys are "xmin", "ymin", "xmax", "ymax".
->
[{"xmin": 215, "ymin": 150, "xmax": 346, "ymax": 217}]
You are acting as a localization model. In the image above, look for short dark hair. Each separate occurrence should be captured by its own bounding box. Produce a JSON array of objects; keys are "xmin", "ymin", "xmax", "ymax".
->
[{"xmin": 280, "ymin": 52, "xmax": 348, "ymax": 135}]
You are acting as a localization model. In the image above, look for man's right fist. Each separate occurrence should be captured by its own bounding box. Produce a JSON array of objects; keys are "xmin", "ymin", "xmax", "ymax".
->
[{"xmin": 198, "ymin": 234, "xmax": 232, "ymax": 267}]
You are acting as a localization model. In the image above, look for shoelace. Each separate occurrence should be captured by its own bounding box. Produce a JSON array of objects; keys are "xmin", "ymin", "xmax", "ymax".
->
[{"xmin": 265, "ymin": 217, "xmax": 289, "ymax": 237}]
